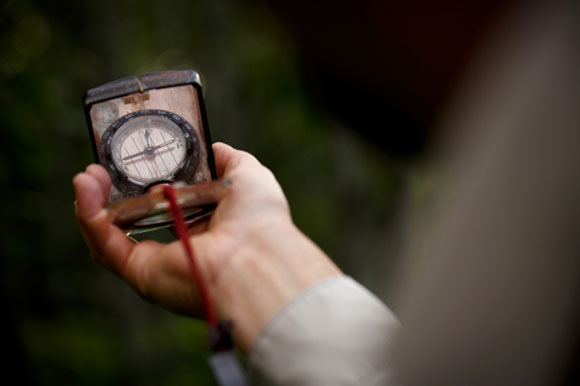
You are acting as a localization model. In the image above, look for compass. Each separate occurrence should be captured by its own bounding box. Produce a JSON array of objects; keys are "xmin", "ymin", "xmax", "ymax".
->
[
  {"xmin": 83, "ymin": 70, "xmax": 217, "ymax": 233},
  {"xmin": 98, "ymin": 109, "xmax": 200, "ymax": 195}
]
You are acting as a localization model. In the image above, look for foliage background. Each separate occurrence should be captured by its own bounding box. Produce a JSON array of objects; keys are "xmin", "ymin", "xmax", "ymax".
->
[{"xmin": 0, "ymin": 0, "xmax": 420, "ymax": 384}]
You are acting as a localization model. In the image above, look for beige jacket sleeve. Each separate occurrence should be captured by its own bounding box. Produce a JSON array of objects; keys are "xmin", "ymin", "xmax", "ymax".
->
[{"xmin": 248, "ymin": 276, "xmax": 400, "ymax": 386}]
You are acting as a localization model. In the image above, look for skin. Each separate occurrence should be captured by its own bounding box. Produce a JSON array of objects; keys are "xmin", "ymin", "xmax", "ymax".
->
[{"xmin": 73, "ymin": 142, "xmax": 341, "ymax": 352}]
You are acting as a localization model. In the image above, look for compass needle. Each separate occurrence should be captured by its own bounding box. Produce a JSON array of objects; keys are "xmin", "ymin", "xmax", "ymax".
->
[
  {"xmin": 144, "ymin": 127, "xmax": 152, "ymax": 148},
  {"xmin": 99, "ymin": 109, "xmax": 200, "ymax": 191}
]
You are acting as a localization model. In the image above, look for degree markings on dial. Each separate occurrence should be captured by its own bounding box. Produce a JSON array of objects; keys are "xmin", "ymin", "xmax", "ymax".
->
[{"xmin": 110, "ymin": 114, "xmax": 189, "ymax": 183}]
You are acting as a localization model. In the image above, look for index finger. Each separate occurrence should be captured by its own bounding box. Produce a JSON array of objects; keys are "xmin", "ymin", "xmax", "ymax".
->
[{"xmin": 212, "ymin": 142, "xmax": 262, "ymax": 178}]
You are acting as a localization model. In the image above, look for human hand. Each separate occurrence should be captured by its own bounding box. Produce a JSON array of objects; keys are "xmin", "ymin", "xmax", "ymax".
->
[{"xmin": 73, "ymin": 142, "xmax": 341, "ymax": 351}]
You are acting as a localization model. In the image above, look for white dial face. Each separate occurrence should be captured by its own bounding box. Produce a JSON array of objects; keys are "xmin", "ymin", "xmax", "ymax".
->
[{"xmin": 111, "ymin": 115, "xmax": 187, "ymax": 183}]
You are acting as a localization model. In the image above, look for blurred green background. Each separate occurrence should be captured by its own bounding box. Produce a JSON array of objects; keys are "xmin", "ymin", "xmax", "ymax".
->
[{"xmin": 0, "ymin": 0, "xmax": 418, "ymax": 384}]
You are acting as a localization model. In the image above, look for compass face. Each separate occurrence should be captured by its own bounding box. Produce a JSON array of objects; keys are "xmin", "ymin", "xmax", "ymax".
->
[
  {"xmin": 99, "ymin": 109, "xmax": 200, "ymax": 193},
  {"xmin": 111, "ymin": 115, "xmax": 187, "ymax": 182}
]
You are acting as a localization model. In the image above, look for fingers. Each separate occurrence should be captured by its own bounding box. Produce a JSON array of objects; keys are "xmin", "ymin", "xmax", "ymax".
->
[
  {"xmin": 73, "ymin": 170, "xmax": 144, "ymax": 275},
  {"xmin": 73, "ymin": 169, "xmax": 201, "ymax": 315},
  {"xmin": 85, "ymin": 164, "xmax": 111, "ymax": 200},
  {"xmin": 73, "ymin": 164, "xmax": 219, "ymax": 316},
  {"xmin": 73, "ymin": 171, "xmax": 107, "ymax": 219},
  {"xmin": 212, "ymin": 142, "xmax": 261, "ymax": 178},
  {"xmin": 212, "ymin": 142, "xmax": 238, "ymax": 177}
]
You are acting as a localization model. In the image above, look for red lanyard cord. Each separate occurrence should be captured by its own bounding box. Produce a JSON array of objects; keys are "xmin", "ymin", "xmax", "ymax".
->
[
  {"xmin": 163, "ymin": 184, "xmax": 247, "ymax": 386},
  {"xmin": 162, "ymin": 185, "xmax": 217, "ymax": 326}
]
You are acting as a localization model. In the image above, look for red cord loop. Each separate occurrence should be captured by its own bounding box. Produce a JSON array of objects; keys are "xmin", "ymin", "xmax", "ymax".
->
[
  {"xmin": 162, "ymin": 185, "xmax": 217, "ymax": 326},
  {"xmin": 163, "ymin": 184, "xmax": 248, "ymax": 384}
]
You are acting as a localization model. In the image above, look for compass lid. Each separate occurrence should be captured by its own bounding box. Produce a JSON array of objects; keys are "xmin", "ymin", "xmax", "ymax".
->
[{"xmin": 83, "ymin": 70, "xmax": 201, "ymax": 106}]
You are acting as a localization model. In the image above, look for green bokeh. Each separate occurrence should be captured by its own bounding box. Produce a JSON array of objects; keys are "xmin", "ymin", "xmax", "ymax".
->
[{"xmin": 0, "ymin": 0, "xmax": 413, "ymax": 383}]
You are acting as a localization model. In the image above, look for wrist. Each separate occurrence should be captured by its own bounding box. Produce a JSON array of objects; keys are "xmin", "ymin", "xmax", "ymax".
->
[{"xmin": 210, "ymin": 219, "xmax": 342, "ymax": 352}]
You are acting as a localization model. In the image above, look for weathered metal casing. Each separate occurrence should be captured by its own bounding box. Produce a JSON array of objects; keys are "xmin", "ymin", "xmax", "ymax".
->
[{"xmin": 82, "ymin": 70, "xmax": 217, "ymax": 202}]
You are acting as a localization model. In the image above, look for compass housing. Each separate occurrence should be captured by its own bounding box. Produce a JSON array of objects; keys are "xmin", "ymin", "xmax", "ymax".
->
[{"xmin": 82, "ymin": 70, "xmax": 217, "ymax": 203}]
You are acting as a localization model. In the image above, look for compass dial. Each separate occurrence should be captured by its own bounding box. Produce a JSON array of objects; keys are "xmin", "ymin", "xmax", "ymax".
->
[
  {"xmin": 99, "ymin": 109, "xmax": 200, "ymax": 194},
  {"xmin": 112, "ymin": 116, "xmax": 186, "ymax": 182}
]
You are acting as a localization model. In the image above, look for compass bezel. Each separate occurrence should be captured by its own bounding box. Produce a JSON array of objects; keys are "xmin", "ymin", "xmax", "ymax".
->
[{"xmin": 98, "ymin": 109, "xmax": 200, "ymax": 195}]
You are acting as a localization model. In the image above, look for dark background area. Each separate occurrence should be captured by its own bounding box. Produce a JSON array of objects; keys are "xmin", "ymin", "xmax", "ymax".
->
[{"xmin": 0, "ymin": 0, "xmax": 505, "ymax": 384}]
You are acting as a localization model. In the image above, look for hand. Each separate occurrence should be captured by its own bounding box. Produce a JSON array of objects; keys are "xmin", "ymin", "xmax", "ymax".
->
[{"xmin": 73, "ymin": 142, "xmax": 341, "ymax": 351}]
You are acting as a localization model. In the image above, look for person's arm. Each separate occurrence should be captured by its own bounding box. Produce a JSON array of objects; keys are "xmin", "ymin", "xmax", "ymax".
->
[
  {"xmin": 249, "ymin": 275, "xmax": 400, "ymax": 386},
  {"xmin": 73, "ymin": 142, "xmax": 340, "ymax": 350},
  {"xmin": 74, "ymin": 142, "xmax": 399, "ymax": 384}
]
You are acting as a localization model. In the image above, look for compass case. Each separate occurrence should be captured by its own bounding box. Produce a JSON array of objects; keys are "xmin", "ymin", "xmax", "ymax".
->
[{"xmin": 82, "ymin": 70, "xmax": 217, "ymax": 202}]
